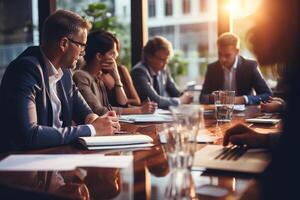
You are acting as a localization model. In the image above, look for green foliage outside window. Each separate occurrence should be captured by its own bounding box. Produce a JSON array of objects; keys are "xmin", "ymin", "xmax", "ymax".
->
[
  {"xmin": 168, "ymin": 51, "xmax": 188, "ymax": 82},
  {"xmin": 82, "ymin": 3, "xmax": 131, "ymax": 69}
]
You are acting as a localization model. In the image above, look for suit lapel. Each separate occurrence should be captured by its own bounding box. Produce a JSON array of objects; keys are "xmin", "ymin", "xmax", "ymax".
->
[
  {"xmin": 216, "ymin": 63, "xmax": 225, "ymax": 90},
  {"xmin": 56, "ymin": 79, "xmax": 70, "ymax": 126},
  {"xmin": 35, "ymin": 48, "xmax": 53, "ymax": 125},
  {"xmin": 235, "ymin": 57, "xmax": 243, "ymax": 95}
]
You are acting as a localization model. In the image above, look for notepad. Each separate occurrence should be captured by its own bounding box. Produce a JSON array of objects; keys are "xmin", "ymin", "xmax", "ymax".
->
[
  {"xmin": 193, "ymin": 145, "xmax": 271, "ymax": 173},
  {"xmin": 79, "ymin": 135, "xmax": 154, "ymax": 150}
]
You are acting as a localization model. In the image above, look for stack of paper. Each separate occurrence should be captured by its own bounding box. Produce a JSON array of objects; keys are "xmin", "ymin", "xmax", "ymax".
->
[
  {"xmin": 79, "ymin": 135, "xmax": 154, "ymax": 150},
  {"xmin": 119, "ymin": 114, "xmax": 174, "ymax": 123}
]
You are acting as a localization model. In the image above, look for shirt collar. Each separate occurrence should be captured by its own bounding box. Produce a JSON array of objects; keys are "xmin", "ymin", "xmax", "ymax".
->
[
  {"xmin": 222, "ymin": 55, "xmax": 238, "ymax": 71},
  {"xmin": 40, "ymin": 48, "xmax": 63, "ymax": 82},
  {"xmin": 147, "ymin": 64, "xmax": 160, "ymax": 77}
]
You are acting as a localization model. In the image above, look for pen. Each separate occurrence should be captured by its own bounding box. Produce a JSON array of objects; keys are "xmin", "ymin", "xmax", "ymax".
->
[
  {"xmin": 247, "ymin": 123, "xmax": 254, "ymax": 128},
  {"xmin": 108, "ymin": 104, "xmax": 113, "ymax": 111},
  {"xmin": 146, "ymin": 97, "xmax": 151, "ymax": 102}
]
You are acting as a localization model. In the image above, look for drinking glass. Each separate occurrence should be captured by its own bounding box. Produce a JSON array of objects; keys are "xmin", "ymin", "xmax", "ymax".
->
[
  {"xmin": 164, "ymin": 169, "xmax": 197, "ymax": 200},
  {"xmin": 159, "ymin": 123, "xmax": 178, "ymax": 171},
  {"xmin": 213, "ymin": 90, "xmax": 235, "ymax": 122},
  {"xmin": 169, "ymin": 105, "xmax": 204, "ymax": 170}
]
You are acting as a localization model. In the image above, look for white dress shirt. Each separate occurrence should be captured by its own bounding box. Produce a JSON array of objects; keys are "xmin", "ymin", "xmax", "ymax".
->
[
  {"xmin": 222, "ymin": 56, "xmax": 248, "ymax": 104},
  {"xmin": 41, "ymin": 49, "xmax": 96, "ymax": 136}
]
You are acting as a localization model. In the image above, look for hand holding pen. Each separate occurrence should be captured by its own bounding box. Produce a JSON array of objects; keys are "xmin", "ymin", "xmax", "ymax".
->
[{"xmin": 140, "ymin": 97, "xmax": 158, "ymax": 114}]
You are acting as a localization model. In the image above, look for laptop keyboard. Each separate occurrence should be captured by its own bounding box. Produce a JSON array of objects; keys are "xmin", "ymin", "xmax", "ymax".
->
[{"xmin": 214, "ymin": 145, "xmax": 248, "ymax": 161}]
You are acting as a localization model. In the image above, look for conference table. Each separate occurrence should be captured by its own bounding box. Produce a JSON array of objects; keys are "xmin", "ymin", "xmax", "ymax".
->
[{"xmin": 0, "ymin": 105, "xmax": 280, "ymax": 199}]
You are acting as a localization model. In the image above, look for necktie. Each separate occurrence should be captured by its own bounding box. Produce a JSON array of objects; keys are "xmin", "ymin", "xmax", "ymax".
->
[{"xmin": 153, "ymin": 75, "xmax": 160, "ymax": 94}]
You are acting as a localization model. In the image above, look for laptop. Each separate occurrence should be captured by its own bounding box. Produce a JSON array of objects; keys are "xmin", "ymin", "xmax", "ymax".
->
[{"xmin": 193, "ymin": 145, "xmax": 271, "ymax": 174}]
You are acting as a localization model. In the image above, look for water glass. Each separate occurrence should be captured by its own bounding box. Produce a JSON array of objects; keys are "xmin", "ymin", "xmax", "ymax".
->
[
  {"xmin": 169, "ymin": 105, "xmax": 204, "ymax": 170},
  {"xmin": 164, "ymin": 169, "xmax": 196, "ymax": 200},
  {"xmin": 213, "ymin": 90, "xmax": 235, "ymax": 122}
]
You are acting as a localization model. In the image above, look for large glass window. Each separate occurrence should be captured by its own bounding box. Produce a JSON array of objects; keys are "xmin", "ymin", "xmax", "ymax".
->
[
  {"xmin": 148, "ymin": 0, "xmax": 218, "ymax": 89},
  {"xmin": 229, "ymin": 0, "xmax": 275, "ymax": 89},
  {"xmin": 57, "ymin": 0, "xmax": 132, "ymax": 69},
  {"xmin": 0, "ymin": 0, "xmax": 39, "ymax": 82}
]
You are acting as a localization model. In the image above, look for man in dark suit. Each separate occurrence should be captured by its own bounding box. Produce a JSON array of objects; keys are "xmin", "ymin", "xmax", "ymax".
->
[
  {"xmin": 131, "ymin": 36, "xmax": 193, "ymax": 109},
  {"xmin": 199, "ymin": 32, "xmax": 272, "ymax": 105},
  {"xmin": 0, "ymin": 10, "xmax": 120, "ymax": 152}
]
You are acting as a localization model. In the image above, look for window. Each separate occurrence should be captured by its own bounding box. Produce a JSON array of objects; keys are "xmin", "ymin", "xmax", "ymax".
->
[
  {"xmin": 0, "ymin": 0, "xmax": 39, "ymax": 82},
  {"xmin": 230, "ymin": 0, "xmax": 274, "ymax": 86},
  {"xmin": 149, "ymin": 0, "xmax": 218, "ymax": 89},
  {"xmin": 182, "ymin": 0, "xmax": 191, "ymax": 14},
  {"xmin": 148, "ymin": 0, "xmax": 156, "ymax": 18},
  {"xmin": 199, "ymin": 0, "xmax": 208, "ymax": 13},
  {"xmin": 165, "ymin": 0, "xmax": 173, "ymax": 16},
  {"xmin": 57, "ymin": 0, "xmax": 132, "ymax": 69}
]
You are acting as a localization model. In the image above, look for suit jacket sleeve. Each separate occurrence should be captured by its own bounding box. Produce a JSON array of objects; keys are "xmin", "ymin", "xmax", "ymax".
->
[
  {"xmin": 131, "ymin": 67, "xmax": 180, "ymax": 109},
  {"xmin": 199, "ymin": 65, "xmax": 214, "ymax": 104},
  {"xmin": 73, "ymin": 71, "xmax": 108, "ymax": 116},
  {"xmin": 2, "ymin": 60, "xmax": 93, "ymax": 150},
  {"xmin": 246, "ymin": 64, "xmax": 272, "ymax": 105}
]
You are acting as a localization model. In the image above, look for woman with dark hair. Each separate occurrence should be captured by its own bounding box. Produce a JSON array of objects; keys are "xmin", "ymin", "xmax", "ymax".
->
[
  {"xmin": 100, "ymin": 32, "xmax": 142, "ymax": 106},
  {"xmin": 223, "ymin": 0, "xmax": 300, "ymax": 198},
  {"xmin": 73, "ymin": 30, "xmax": 157, "ymax": 115}
]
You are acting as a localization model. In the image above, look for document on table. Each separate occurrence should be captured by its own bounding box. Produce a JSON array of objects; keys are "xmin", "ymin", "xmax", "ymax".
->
[
  {"xmin": 79, "ymin": 134, "xmax": 154, "ymax": 150},
  {"xmin": 0, "ymin": 154, "xmax": 133, "ymax": 171},
  {"xmin": 246, "ymin": 118, "xmax": 280, "ymax": 124},
  {"xmin": 154, "ymin": 109, "xmax": 172, "ymax": 115},
  {"xmin": 197, "ymin": 129, "xmax": 220, "ymax": 143},
  {"xmin": 119, "ymin": 114, "xmax": 174, "ymax": 123},
  {"xmin": 233, "ymin": 104, "xmax": 246, "ymax": 111}
]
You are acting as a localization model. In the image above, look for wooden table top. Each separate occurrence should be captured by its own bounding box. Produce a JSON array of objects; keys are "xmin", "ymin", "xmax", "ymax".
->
[{"xmin": 0, "ymin": 105, "xmax": 280, "ymax": 200}]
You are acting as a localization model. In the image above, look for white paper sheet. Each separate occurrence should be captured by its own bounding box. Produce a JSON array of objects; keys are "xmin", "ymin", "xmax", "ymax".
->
[
  {"xmin": 245, "ymin": 118, "xmax": 280, "ymax": 124},
  {"xmin": 87, "ymin": 143, "xmax": 154, "ymax": 150},
  {"xmin": 154, "ymin": 109, "xmax": 172, "ymax": 115},
  {"xmin": 233, "ymin": 104, "xmax": 246, "ymax": 111},
  {"xmin": 119, "ymin": 114, "xmax": 174, "ymax": 123},
  {"xmin": 0, "ymin": 154, "xmax": 133, "ymax": 171}
]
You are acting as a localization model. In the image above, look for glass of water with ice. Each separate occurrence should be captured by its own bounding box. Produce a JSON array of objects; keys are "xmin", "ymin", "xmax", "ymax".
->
[{"xmin": 213, "ymin": 90, "xmax": 235, "ymax": 122}]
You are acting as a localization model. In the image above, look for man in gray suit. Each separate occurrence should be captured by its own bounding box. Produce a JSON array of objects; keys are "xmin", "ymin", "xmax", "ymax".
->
[{"xmin": 131, "ymin": 36, "xmax": 193, "ymax": 109}]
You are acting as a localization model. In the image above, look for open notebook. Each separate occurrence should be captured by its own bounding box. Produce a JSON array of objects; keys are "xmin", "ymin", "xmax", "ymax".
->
[
  {"xmin": 193, "ymin": 145, "xmax": 271, "ymax": 173},
  {"xmin": 79, "ymin": 134, "xmax": 154, "ymax": 150}
]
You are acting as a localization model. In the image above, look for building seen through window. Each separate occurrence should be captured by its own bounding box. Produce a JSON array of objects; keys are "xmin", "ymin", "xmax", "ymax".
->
[
  {"xmin": 147, "ymin": 0, "xmax": 218, "ymax": 89},
  {"xmin": 182, "ymin": 0, "xmax": 191, "ymax": 14}
]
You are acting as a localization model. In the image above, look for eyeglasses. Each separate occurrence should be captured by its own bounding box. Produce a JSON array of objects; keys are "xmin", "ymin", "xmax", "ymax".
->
[{"xmin": 67, "ymin": 37, "xmax": 86, "ymax": 50}]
